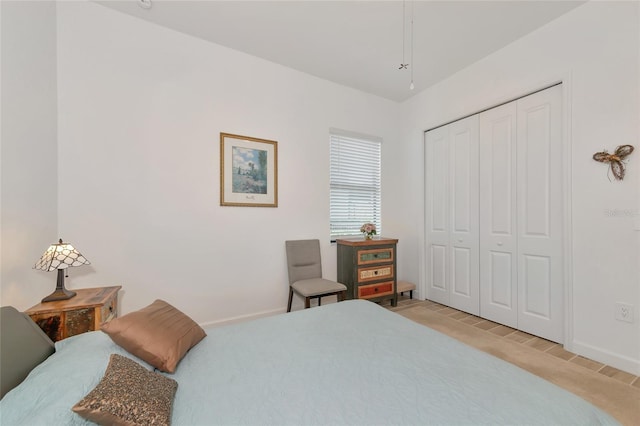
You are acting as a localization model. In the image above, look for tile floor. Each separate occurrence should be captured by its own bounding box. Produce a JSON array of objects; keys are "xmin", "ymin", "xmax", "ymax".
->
[{"xmin": 389, "ymin": 296, "xmax": 640, "ymax": 389}]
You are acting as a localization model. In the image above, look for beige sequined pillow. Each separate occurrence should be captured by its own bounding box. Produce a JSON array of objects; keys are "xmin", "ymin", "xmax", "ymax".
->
[{"xmin": 72, "ymin": 354, "xmax": 177, "ymax": 426}]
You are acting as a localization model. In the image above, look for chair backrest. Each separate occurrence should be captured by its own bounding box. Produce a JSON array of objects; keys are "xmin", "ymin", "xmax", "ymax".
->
[{"xmin": 285, "ymin": 239, "xmax": 323, "ymax": 285}]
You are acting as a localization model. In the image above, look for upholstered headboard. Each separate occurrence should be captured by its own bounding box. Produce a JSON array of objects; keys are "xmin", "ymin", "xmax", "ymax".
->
[{"xmin": 0, "ymin": 306, "xmax": 55, "ymax": 399}]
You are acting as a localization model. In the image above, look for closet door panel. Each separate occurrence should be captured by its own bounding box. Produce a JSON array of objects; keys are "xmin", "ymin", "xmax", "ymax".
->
[
  {"xmin": 522, "ymin": 106, "xmax": 552, "ymax": 236},
  {"xmin": 425, "ymin": 126, "xmax": 450, "ymax": 305},
  {"xmin": 452, "ymin": 247, "xmax": 471, "ymax": 297},
  {"xmin": 523, "ymin": 254, "xmax": 551, "ymax": 317},
  {"xmin": 430, "ymin": 245, "xmax": 447, "ymax": 294},
  {"xmin": 431, "ymin": 136, "xmax": 448, "ymax": 233},
  {"xmin": 449, "ymin": 116, "xmax": 479, "ymax": 315},
  {"xmin": 479, "ymin": 102, "xmax": 518, "ymax": 327},
  {"xmin": 489, "ymin": 252, "xmax": 513, "ymax": 307},
  {"xmin": 517, "ymin": 85, "xmax": 563, "ymax": 343}
]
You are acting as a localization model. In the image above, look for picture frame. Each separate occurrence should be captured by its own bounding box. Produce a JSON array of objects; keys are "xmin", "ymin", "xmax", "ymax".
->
[{"xmin": 220, "ymin": 132, "xmax": 278, "ymax": 207}]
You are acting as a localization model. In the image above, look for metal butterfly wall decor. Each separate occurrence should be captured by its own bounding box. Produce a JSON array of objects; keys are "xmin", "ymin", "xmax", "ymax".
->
[{"xmin": 592, "ymin": 145, "xmax": 634, "ymax": 181}]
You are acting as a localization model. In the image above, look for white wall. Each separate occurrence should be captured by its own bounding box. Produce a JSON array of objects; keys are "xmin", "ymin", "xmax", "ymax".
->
[
  {"xmin": 0, "ymin": 1, "xmax": 59, "ymax": 308},
  {"xmin": 393, "ymin": 1, "xmax": 639, "ymax": 374},
  {"xmin": 51, "ymin": 2, "xmax": 399, "ymax": 324}
]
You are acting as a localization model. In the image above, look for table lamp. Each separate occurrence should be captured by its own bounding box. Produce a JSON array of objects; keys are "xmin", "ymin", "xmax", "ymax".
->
[{"xmin": 33, "ymin": 239, "xmax": 91, "ymax": 302}]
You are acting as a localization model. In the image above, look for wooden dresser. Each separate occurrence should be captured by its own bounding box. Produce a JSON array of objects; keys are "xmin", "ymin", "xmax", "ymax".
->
[
  {"xmin": 25, "ymin": 286, "xmax": 121, "ymax": 342},
  {"xmin": 336, "ymin": 237, "xmax": 398, "ymax": 307}
]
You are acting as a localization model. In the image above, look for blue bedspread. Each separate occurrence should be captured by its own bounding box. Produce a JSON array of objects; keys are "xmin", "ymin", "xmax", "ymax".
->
[{"xmin": 0, "ymin": 300, "xmax": 618, "ymax": 425}]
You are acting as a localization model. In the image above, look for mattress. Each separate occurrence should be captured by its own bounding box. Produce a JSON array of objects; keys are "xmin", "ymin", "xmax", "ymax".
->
[{"xmin": 0, "ymin": 299, "xmax": 618, "ymax": 425}]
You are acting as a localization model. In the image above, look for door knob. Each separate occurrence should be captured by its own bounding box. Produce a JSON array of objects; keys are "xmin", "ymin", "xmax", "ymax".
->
[{"xmin": 497, "ymin": 242, "xmax": 503, "ymax": 246}]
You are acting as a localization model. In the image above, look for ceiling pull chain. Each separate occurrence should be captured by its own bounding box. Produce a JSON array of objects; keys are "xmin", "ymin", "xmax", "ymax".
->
[
  {"xmin": 410, "ymin": 1, "xmax": 415, "ymax": 90},
  {"xmin": 399, "ymin": 0, "xmax": 408, "ymax": 70}
]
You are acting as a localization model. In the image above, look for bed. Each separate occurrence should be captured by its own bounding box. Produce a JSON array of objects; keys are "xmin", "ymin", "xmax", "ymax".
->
[{"xmin": 0, "ymin": 299, "xmax": 618, "ymax": 425}]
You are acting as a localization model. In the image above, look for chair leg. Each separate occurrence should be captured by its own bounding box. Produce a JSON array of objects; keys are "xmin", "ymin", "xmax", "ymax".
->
[
  {"xmin": 409, "ymin": 290, "xmax": 413, "ymax": 299},
  {"xmin": 318, "ymin": 296, "xmax": 322, "ymax": 306},
  {"xmin": 287, "ymin": 288, "xmax": 294, "ymax": 312},
  {"xmin": 304, "ymin": 297, "xmax": 311, "ymax": 309}
]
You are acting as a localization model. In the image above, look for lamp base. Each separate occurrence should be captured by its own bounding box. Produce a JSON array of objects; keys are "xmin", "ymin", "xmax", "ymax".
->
[
  {"xmin": 41, "ymin": 288, "xmax": 76, "ymax": 302},
  {"xmin": 42, "ymin": 270, "xmax": 77, "ymax": 303}
]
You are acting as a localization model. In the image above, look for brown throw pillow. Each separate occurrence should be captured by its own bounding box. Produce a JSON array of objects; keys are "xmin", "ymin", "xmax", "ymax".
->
[
  {"xmin": 72, "ymin": 353, "xmax": 177, "ymax": 426},
  {"xmin": 101, "ymin": 299, "xmax": 206, "ymax": 373}
]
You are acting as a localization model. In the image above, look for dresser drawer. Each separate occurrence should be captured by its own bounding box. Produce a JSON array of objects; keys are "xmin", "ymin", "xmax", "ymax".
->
[
  {"xmin": 358, "ymin": 265, "xmax": 394, "ymax": 283},
  {"xmin": 101, "ymin": 295, "xmax": 118, "ymax": 324},
  {"xmin": 357, "ymin": 247, "xmax": 394, "ymax": 265},
  {"xmin": 358, "ymin": 281, "xmax": 394, "ymax": 299},
  {"xmin": 65, "ymin": 308, "xmax": 95, "ymax": 338},
  {"xmin": 29, "ymin": 312, "xmax": 63, "ymax": 342}
]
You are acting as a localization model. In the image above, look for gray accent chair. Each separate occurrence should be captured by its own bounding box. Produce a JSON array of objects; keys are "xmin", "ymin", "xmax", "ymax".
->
[
  {"xmin": 1, "ymin": 306, "xmax": 55, "ymax": 398},
  {"xmin": 285, "ymin": 239, "xmax": 347, "ymax": 312}
]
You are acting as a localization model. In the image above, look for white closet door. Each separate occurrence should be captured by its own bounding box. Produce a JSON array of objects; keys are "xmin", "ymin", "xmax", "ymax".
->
[
  {"xmin": 516, "ymin": 85, "xmax": 563, "ymax": 343},
  {"xmin": 426, "ymin": 85, "xmax": 563, "ymax": 342},
  {"xmin": 425, "ymin": 125, "xmax": 450, "ymax": 305},
  {"xmin": 448, "ymin": 117, "xmax": 479, "ymax": 314},
  {"xmin": 425, "ymin": 116, "xmax": 479, "ymax": 314},
  {"xmin": 479, "ymin": 102, "xmax": 518, "ymax": 327}
]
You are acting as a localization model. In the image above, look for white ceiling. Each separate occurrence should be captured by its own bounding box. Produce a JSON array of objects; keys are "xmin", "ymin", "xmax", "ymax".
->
[{"xmin": 96, "ymin": 1, "xmax": 585, "ymax": 102}]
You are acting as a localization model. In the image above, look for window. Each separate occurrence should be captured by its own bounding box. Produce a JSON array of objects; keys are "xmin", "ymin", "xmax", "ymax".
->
[{"xmin": 329, "ymin": 130, "xmax": 382, "ymax": 240}]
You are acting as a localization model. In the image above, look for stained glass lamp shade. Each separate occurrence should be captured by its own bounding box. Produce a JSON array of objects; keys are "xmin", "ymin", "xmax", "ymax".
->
[{"xmin": 33, "ymin": 239, "xmax": 91, "ymax": 302}]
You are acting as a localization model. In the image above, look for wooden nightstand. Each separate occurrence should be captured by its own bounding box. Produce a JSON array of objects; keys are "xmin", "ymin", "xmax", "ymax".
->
[
  {"xmin": 25, "ymin": 286, "xmax": 121, "ymax": 342},
  {"xmin": 337, "ymin": 237, "xmax": 398, "ymax": 307}
]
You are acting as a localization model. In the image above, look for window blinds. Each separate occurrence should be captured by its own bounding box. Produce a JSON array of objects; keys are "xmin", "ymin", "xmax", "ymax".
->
[{"xmin": 329, "ymin": 132, "xmax": 382, "ymax": 239}]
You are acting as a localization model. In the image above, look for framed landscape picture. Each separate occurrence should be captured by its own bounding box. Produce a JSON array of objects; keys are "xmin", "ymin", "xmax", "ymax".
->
[{"xmin": 220, "ymin": 133, "xmax": 278, "ymax": 207}]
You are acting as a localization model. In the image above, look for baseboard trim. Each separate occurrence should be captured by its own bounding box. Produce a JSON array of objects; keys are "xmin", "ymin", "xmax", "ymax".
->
[
  {"xmin": 571, "ymin": 340, "xmax": 640, "ymax": 376},
  {"xmin": 199, "ymin": 307, "xmax": 284, "ymax": 328}
]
